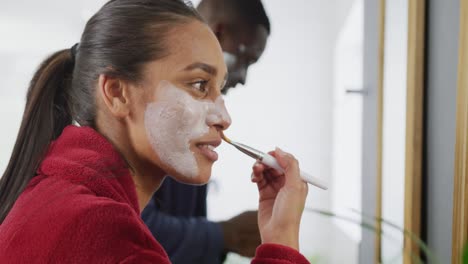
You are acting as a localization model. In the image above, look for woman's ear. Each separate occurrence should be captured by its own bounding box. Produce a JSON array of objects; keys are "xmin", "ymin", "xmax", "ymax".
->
[{"xmin": 97, "ymin": 74, "xmax": 131, "ymax": 118}]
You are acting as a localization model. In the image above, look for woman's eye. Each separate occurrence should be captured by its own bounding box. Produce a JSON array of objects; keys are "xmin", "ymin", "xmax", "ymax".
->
[{"xmin": 190, "ymin": 80, "xmax": 209, "ymax": 94}]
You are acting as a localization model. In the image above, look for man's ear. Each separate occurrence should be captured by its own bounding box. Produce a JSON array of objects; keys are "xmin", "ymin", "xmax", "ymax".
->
[
  {"xmin": 97, "ymin": 74, "xmax": 130, "ymax": 118},
  {"xmin": 212, "ymin": 22, "xmax": 226, "ymax": 41}
]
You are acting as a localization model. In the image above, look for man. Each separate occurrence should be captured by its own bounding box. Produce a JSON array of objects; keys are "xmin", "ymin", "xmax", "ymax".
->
[{"xmin": 141, "ymin": 0, "xmax": 270, "ymax": 263}]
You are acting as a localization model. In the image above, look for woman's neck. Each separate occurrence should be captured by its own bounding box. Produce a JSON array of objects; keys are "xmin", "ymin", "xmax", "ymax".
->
[
  {"xmin": 130, "ymin": 164, "xmax": 166, "ymax": 211},
  {"xmin": 96, "ymin": 120, "xmax": 166, "ymax": 211}
]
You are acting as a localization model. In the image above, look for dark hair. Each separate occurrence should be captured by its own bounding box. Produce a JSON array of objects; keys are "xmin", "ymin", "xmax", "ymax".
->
[
  {"xmin": 198, "ymin": 0, "xmax": 270, "ymax": 34},
  {"xmin": 0, "ymin": 0, "xmax": 203, "ymax": 223}
]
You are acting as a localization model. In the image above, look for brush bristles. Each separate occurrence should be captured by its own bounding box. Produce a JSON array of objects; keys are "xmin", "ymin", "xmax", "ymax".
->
[{"xmin": 220, "ymin": 131, "xmax": 231, "ymax": 143}]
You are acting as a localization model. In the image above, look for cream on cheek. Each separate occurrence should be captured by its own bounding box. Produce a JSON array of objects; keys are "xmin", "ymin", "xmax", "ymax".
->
[{"xmin": 144, "ymin": 81, "xmax": 231, "ymax": 178}]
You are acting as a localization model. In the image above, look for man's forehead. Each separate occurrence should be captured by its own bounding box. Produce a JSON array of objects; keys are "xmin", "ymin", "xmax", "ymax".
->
[{"xmin": 235, "ymin": 25, "xmax": 268, "ymax": 48}]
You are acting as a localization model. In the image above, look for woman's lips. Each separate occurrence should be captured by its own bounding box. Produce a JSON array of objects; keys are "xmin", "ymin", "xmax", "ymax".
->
[
  {"xmin": 196, "ymin": 139, "xmax": 221, "ymax": 161},
  {"xmin": 197, "ymin": 144, "xmax": 219, "ymax": 161}
]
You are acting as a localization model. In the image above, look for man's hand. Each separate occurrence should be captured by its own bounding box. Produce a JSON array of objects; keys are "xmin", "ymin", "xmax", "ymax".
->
[{"xmin": 219, "ymin": 210, "xmax": 261, "ymax": 257}]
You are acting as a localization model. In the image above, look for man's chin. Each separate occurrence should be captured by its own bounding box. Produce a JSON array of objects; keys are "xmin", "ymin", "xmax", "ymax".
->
[{"xmin": 221, "ymin": 89, "xmax": 229, "ymax": 95}]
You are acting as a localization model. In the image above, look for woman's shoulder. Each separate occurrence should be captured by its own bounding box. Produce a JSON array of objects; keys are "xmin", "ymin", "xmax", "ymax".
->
[
  {"xmin": 0, "ymin": 176, "xmax": 168, "ymax": 263},
  {"xmin": 2, "ymin": 175, "xmax": 136, "ymax": 242}
]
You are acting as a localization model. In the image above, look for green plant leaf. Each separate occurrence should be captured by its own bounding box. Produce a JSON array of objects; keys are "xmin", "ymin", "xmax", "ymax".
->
[
  {"xmin": 304, "ymin": 207, "xmax": 439, "ymax": 264},
  {"xmin": 463, "ymin": 243, "xmax": 468, "ymax": 264}
]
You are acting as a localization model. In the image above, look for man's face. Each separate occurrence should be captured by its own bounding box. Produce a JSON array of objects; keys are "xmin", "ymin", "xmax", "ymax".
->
[{"xmin": 220, "ymin": 24, "xmax": 269, "ymax": 94}]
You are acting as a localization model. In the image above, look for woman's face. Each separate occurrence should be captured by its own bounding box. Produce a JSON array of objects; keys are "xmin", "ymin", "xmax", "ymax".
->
[{"xmin": 130, "ymin": 20, "xmax": 231, "ymax": 184}]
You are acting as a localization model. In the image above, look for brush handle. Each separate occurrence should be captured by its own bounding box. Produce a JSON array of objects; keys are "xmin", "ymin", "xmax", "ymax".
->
[
  {"xmin": 261, "ymin": 153, "xmax": 285, "ymax": 172},
  {"xmin": 261, "ymin": 154, "xmax": 328, "ymax": 190}
]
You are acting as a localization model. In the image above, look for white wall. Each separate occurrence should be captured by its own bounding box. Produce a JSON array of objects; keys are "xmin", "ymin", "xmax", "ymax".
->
[
  {"xmin": 205, "ymin": 0, "xmax": 335, "ymax": 259},
  {"xmin": 202, "ymin": 0, "xmax": 362, "ymax": 262},
  {"xmin": 0, "ymin": 0, "xmax": 107, "ymax": 172},
  {"xmin": 330, "ymin": 0, "xmax": 363, "ymax": 263}
]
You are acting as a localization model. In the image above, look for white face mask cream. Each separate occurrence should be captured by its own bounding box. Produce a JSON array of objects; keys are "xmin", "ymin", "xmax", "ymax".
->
[
  {"xmin": 223, "ymin": 51, "xmax": 237, "ymax": 69},
  {"xmin": 144, "ymin": 81, "xmax": 231, "ymax": 178}
]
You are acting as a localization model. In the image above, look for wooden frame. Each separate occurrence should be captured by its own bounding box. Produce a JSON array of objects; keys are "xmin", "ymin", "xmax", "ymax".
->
[
  {"xmin": 376, "ymin": 0, "xmax": 426, "ymax": 262},
  {"xmin": 403, "ymin": 0, "xmax": 426, "ymax": 263},
  {"xmin": 452, "ymin": 0, "xmax": 468, "ymax": 262},
  {"xmin": 375, "ymin": 0, "xmax": 386, "ymax": 262}
]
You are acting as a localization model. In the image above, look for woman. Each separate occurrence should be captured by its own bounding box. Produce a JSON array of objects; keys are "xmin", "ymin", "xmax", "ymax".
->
[{"xmin": 0, "ymin": 0, "xmax": 309, "ymax": 263}]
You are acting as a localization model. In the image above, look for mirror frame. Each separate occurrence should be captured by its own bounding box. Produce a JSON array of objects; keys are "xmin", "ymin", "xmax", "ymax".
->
[
  {"xmin": 375, "ymin": 0, "xmax": 426, "ymax": 262},
  {"xmin": 403, "ymin": 0, "xmax": 426, "ymax": 263},
  {"xmin": 452, "ymin": 0, "xmax": 468, "ymax": 262}
]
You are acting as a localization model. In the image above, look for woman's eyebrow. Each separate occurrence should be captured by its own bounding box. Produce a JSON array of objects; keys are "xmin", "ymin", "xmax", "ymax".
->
[{"xmin": 183, "ymin": 62, "xmax": 217, "ymax": 75}]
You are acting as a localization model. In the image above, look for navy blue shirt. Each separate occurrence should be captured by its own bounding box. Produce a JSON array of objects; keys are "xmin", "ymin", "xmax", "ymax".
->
[{"xmin": 141, "ymin": 177, "xmax": 225, "ymax": 264}]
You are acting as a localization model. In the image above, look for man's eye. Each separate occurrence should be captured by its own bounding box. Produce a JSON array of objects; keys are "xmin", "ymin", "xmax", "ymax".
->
[{"xmin": 191, "ymin": 80, "xmax": 209, "ymax": 93}]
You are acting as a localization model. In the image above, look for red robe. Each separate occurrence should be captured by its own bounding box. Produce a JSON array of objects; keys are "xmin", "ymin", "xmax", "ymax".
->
[{"xmin": 0, "ymin": 125, "xmax": 309, "ymax": 264}]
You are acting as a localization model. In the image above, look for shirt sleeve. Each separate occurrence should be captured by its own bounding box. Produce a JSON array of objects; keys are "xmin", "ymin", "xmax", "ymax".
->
[
  {"xmin": 142, "ymin": 198, "xmax": 225, "ymax": 264},
  {"xmin": 251, "ymin": 244, "xmax": 311, "ymax": 264}
]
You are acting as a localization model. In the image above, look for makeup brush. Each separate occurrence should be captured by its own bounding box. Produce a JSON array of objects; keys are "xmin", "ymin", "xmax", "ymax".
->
[{"xmin": 221, "ymin": 132, "xmax": 328, "ymax": 190}]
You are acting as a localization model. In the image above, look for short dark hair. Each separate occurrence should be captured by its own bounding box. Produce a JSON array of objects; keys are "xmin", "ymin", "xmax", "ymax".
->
[{"xmin": 198, "ymin": 0, "xmax": 270, "ymax": 34}]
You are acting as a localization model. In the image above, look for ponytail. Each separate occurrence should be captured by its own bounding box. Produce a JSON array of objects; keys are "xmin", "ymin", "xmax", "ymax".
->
[{"xmin": 0, "ymin": 49, "xmax": 74, "ymax": 223}]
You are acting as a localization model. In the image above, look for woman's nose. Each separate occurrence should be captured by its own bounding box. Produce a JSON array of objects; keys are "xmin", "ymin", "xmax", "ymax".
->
[
  {"xmin": 206, "ymin": 97, "xmax": 232, "ymax": 130},
  {"xmin": 215, "ymin": 114, "xmax": 232, "ymax": 130}
]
